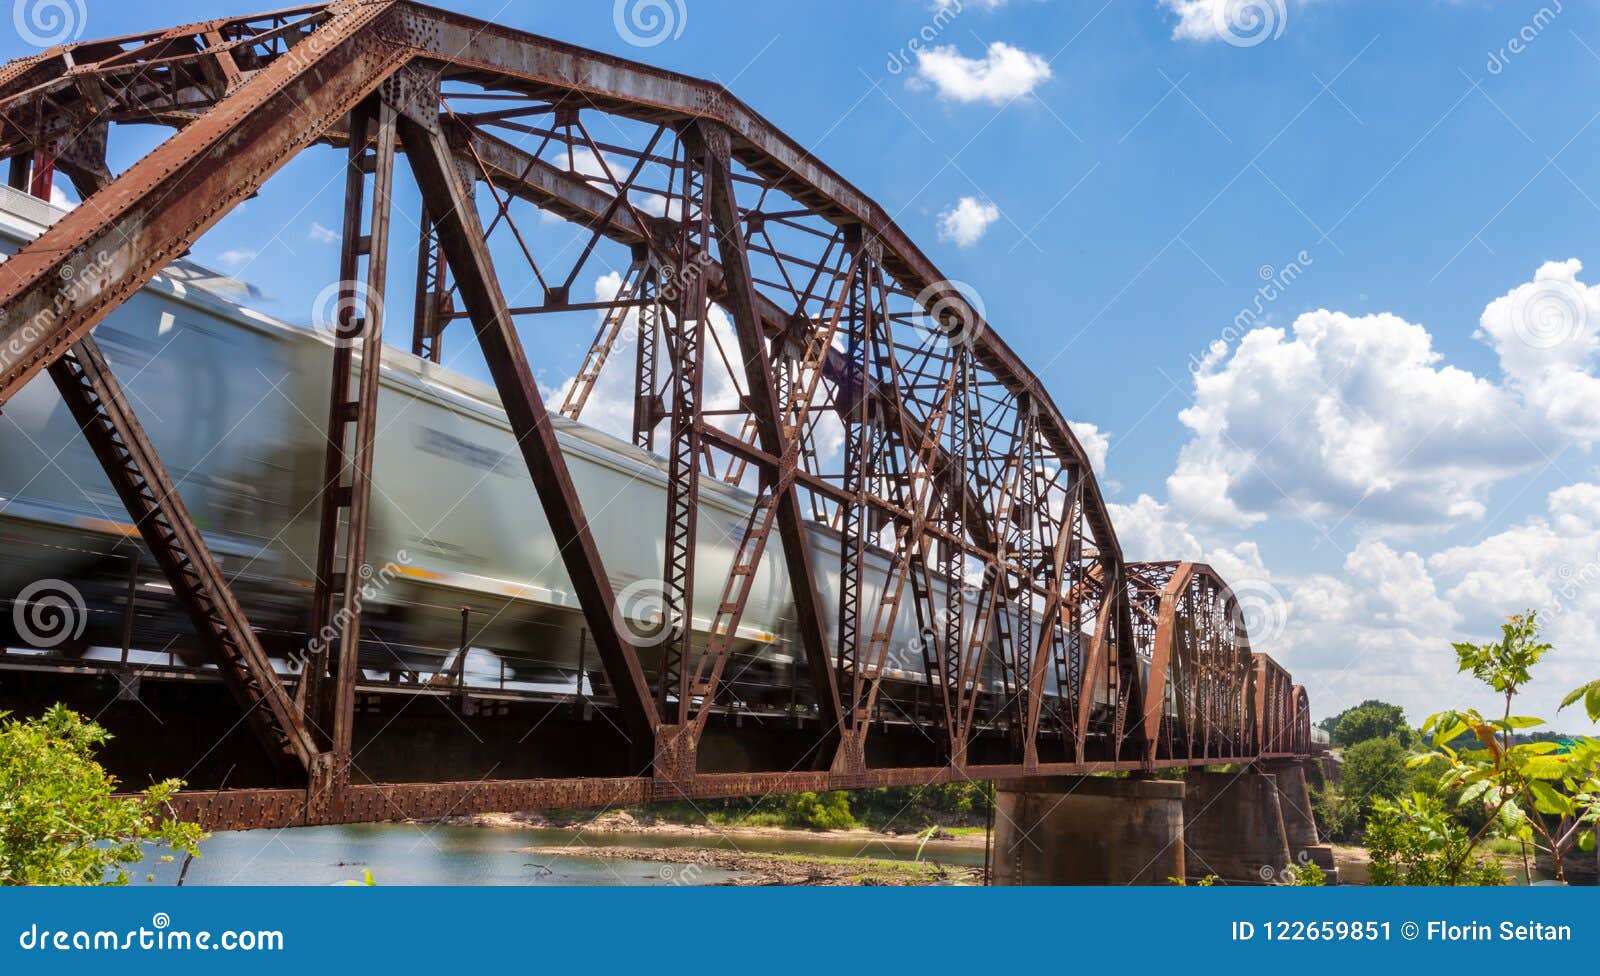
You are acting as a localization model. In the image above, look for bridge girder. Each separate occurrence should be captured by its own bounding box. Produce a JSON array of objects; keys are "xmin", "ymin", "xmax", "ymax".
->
[{"xmin": 0, "ymin": 1, "xmax": 1316, "ymax": 829}]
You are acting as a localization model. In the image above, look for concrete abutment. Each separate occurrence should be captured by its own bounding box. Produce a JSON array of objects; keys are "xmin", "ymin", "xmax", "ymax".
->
[{"xmin": 991, "ymin": 762, "xmax": 1338, "ymax": 885}]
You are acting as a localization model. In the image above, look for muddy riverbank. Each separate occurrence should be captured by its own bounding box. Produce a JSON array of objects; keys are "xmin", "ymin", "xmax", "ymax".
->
[{"xmin": 519, "ymin": 843, "xmax": 983, "ymax": 885}]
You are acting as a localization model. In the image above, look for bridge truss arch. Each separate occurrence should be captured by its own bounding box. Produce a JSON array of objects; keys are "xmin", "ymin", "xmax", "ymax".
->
[{"xmin": 0, "ymin": 2, "xmax": 1314, "ymax": 827}]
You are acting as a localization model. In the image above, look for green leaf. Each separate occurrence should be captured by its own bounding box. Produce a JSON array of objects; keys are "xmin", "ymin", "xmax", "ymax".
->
[
  {"xmin": 1457, "ymin": 780, "xmax": 1493, "ymax": 807},
  {"xmin": 1580, "ymin": 831, "xmax": 1596, "ymax": 854},
  {"xmin": 1560, "ymin": 680, "xmax": 1600, "ymax": 723},
  {"xmin": 1528, "ymin": 781, "xmax": 1576, "ymax": 818}
]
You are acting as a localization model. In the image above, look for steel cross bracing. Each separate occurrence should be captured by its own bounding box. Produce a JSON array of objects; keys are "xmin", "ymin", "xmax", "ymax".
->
[{"xmin": 0, "ymin": 2, "xmax": 1318, "ymax": 830}]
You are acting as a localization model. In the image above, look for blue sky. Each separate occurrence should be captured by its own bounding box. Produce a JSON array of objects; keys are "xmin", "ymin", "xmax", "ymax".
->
[{"xmin": 11, "ymin": 0, "xmax": 1600, "ymax": 724}]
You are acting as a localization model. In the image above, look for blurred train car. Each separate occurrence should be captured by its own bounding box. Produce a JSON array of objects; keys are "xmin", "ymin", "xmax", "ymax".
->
[{"xmin": 0, "ymin": 185, "xmax": 1044, "ymax": 715}]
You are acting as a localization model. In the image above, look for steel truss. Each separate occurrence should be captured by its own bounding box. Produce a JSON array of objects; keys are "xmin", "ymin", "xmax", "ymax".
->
[{"xmin": 0, "ymin": 2, "xmax": 1315, "ymax": 830}]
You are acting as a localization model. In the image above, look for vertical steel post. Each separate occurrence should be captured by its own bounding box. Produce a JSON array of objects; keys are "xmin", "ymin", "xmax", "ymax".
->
[
  {"xmin": 304, "ymin": 97, "xmax": 398, "ymax": 778},
  {"xmin": 119, "ymin": 551, "xmax": 139, "ymax": 668}
]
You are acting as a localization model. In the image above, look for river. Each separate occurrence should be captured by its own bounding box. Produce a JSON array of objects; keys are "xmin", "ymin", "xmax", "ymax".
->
[{"xmin": 132, "ymin": 824, "xmax": 988, "ymax": 886}]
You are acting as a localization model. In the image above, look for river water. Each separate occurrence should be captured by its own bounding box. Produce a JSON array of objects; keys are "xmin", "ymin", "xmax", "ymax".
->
[{"xmin": 132, "ymin": 824, "xmax": 987, "ymax": 886}]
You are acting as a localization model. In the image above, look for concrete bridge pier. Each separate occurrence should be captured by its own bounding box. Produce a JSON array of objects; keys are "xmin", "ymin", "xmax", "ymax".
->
[
  {"xmin": 991, "ymin": 776, "xmax": 1186, "ymax": 885},
  {"xmin": 1266, "ymin": 761, "xmax": 1339, "ymax": 879},
  {"xmin": 1183, "ymin": 770, "xmax": 1290, "ymax": 883},
  {"xmin": 1184, "ymin": 766, "xmax": 1338, "ymax": 884}
]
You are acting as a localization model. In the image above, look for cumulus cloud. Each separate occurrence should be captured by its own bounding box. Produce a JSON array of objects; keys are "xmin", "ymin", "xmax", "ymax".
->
[
  {"xmin": 1476, "ymin": 258, "xmax": 1600, "ymax": 443},
  {"xmin": 1172, "ymin": 306, "xmax": 1552, "ymax": 530},
  {"xmin": 308, "ymin": 221, "xmax": 339, "ymax": 244},
  {"xmin": 216, "ymin": 248, "xmax": 257, "ymax": 266},
  {"xmin": 1067, "ymin": 418, "xmax": 1110, "ymax": 478},
  {"xmin": 1123, "ymin": 260, "xmax": 1600, "ymax": 722},
  {"xmin": 1107, "ymin": 494, "xmax": 1202, "ymax": 563},
  {"xmin": 1272, "ymin": 493, "xmax": 1600, "ymax": 722},
  {"xmin": 937, "ymin": 197, "xmax": 1001, "ymax": 247},
  {"xmin": 913, "ymin": 42, "xmax": 1052, "ymax": 104}
]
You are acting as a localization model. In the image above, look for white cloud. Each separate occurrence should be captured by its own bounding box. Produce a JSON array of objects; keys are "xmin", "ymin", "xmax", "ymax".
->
[
  {"xmin": 308, "ymin": 221, "xmax": 339, "ymax": 244},
  {"xmin": 937, "ymin": 197, "xmax": 1001, "ymax": 247},
  {"xmin": 1120, "ymin": 260, "xmax": 1600, "ymax": 723},
  {"xmin": 913, "ymin": 41, "xmax": 1051, "ymax": 104},
  {"xmin": 1067, "ymin": 418, "xmax": 1110, "ymax": 478},
  {"xmin": 1161, "ymin": 0, "xmax": 1291, "ymax": 44},
  {"xmin": 1107, "ymin": 493, "xmax": 1202, "ymax": 563},
  {"xmin": 1271, "ymin": 492, "xmax": 1600, "ymax": 724},
  {"xmin": 48, "ymin": 182, "xmax": 75, "ymax": 210},
  {"xmin": 1171, "ymin": 306, "xmax": 1552, "ymax": 531},
  {"xmin": 1476, "ymin": 258, "xmax": 1600, "ymax": 443},
  {"xmin": 216, "ymin": 249, "xmax": 257, "ymax": 266}
]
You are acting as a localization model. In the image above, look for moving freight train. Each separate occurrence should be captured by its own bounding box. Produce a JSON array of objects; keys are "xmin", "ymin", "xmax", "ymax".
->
[{"xmin": 0, "ymin": 185, "xmax": 1037, "ymax": 711}]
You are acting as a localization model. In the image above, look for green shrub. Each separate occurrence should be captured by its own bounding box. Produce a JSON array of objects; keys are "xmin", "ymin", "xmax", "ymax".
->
[
  {"xmin": 1365, "ymin": 793, "xmax": 1505, "ymax": 886},
  {"xmin": 0, "ymin": 706, "xmax": 203, "ymax": 885}
]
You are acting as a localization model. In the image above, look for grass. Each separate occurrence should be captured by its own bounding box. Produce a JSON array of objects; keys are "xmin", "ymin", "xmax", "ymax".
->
[{"xmin": 938, "ymin": 826, "xmax": 988, "ymax": 837}]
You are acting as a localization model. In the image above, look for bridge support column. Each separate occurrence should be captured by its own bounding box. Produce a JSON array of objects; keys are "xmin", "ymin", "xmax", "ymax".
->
[
  {"xmin": 1183, "ymin": 770, "xmax": 1294, "ymax": 883},
  {"xmin": 992, "ymin": 776, "xmax": 1185, "ymax": 885},
  {"xmin": 1266, "ymin": 761, "xmax": 1339, "ymax": 881}
]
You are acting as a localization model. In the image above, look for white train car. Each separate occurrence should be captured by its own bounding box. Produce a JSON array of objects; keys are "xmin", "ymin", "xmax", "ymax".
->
[{"xmin": 0, "ymin": 185, "xmax": 1029, "ymax": 709}]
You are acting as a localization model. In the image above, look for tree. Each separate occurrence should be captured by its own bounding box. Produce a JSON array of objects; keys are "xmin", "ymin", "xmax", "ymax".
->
[
  {"xmin": 778, "ymin": 791, "xmax": 856, "ymax": 830},
  {"xmin": 1324, "ymin": 700, "xmax": 1412, "ymax": 747},
  {"xmin": 1365, "ymin": 793, "xmax": 1506, "ymax": 886},
  {"xmin": 0, "ymin": 706, "xmax": 203, "ymax": 885},
  {"xmin": 1340, "ymin": 736, "xmax": 1410, "ymax": 819},
  {"xmin": 1415, "ymin": 612, "xmax": 1600, "ymax": 884}
]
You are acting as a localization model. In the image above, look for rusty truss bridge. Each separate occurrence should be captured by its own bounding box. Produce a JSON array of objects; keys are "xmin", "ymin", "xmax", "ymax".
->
[{"xmin": 0, "ymin": 2, "xmax": 1316, "ymax": 832}]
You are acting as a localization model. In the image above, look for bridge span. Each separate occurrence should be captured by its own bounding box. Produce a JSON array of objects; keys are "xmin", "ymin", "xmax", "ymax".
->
[{"xmin": 0, "ymin": 3, "xmax": 1322, "ymax": 846}]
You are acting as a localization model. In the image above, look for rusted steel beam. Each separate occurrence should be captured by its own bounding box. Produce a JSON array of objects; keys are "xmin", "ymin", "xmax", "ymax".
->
[
  {"xmin": 410, "ymin": 206, "xmax": 449, "ymax": 362},
  {"xmin": 398, "ymin": 109, "xmax": 660, "ymax": 748},
  {"xmin": 0, "ymin": 1, "xmax": 403, "ymax": 406},
  {"xmin": 651, "ymin": 130, "xmax": 712, "ymax": 784},
  {"xmin": 559, "ymin": 255, "xmax": 646, "ymax": 421},
  {"xmin": 302, "ymin": 96, "xmax": 398, "ymax": 774},
  {"xmin": 680, "ymin": 240, "xmax": 863, "ymax": 746},
  {"xmin": 1141, "ymin": 563, "xmax": 1194, "ymax": 763},
  {"xmin": 698, "ymin": 122, "xmax": 843, "ymax": 760},
  {"xmin": 48, "ymin": 339, "xmax": 316, "ymax": 771},
  {"xmin": 158, "ymin": 746, "xmax": 1300, "ymax": 831}
]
